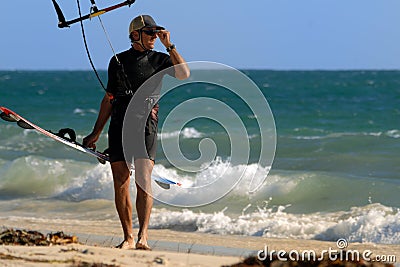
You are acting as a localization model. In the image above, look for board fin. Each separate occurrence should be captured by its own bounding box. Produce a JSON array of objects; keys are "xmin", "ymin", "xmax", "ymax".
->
[
  {"xmin": 0, "ymin": 112, "xmax": 17, "ymax": 122},
  {"xmin": 17, "ymin": 120, "xmax": 34, "ymax": 129},
  {"xmin": 155, "ymin": 180, "xmax": 171, "ymax": 190}
]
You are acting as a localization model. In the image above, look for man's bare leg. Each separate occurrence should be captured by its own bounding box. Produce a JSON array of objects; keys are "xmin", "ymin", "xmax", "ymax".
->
[
  {"xmin": 111, "ymin": 161, "xmax": 135, "ymax": 249},
  {"xmin": 134, "ymin": 158, "xmax": 154, "ymax": 250}
]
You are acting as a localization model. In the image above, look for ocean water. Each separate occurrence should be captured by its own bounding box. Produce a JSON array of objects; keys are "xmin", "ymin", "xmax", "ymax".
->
[{"xmin": 0, "ymin": 70, "xmax": 399, "ymax": 245}]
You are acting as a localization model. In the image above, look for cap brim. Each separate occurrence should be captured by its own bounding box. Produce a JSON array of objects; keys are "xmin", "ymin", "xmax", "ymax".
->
[{"xmin": 148, "ymin": 25, "xmax": 164, "ymax": 30}]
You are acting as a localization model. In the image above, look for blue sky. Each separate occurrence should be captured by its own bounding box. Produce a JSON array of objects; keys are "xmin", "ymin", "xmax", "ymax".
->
[{"xmin": 0, "ymin": 0, "xmax": 399, "ymax": 70}]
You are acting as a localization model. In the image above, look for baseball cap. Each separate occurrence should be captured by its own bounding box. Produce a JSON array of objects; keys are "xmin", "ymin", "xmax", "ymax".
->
[{"xmin": 129, "ymin": 15, "xmax": 164, "ymax": 34}]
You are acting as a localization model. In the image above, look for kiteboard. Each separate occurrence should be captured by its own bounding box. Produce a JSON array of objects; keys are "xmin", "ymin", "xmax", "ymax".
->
[{"xmin": 0, "ymin": 106, "xmax": 181, "ymax": 189}]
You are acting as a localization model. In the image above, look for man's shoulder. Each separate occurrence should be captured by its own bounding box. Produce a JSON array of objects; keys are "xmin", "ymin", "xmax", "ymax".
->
[{"xmin": 116, "ymin": 48, "xmax": 133, "ymax": 59}]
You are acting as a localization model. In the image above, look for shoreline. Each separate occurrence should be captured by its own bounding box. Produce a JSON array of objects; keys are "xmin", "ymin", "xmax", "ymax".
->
[{"xmin": 1, "ymin": 217, "xmax": 399, "ymax": 266}]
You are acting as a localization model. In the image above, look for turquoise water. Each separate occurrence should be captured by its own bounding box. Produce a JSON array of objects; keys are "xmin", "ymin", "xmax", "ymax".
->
[{"xmin": 0, "ymin": 70, "xmax": 399, "ymax": 244}]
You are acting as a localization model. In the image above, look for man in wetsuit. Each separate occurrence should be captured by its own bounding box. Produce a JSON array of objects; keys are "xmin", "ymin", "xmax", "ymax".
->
[{"xmin": 83, "ymin": 15, "xmax": 190, "ymax": 250}]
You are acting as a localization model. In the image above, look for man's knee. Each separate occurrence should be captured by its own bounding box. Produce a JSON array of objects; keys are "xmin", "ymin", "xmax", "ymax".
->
[{"xmin": 111, "ymin": 161, "xmax": 131, "ymax": 188}]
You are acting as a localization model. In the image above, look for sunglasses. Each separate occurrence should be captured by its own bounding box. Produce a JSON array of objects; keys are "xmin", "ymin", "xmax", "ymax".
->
[{"xmin": 142, "ymin": 29, "xmax": 161, "ymax": 36}]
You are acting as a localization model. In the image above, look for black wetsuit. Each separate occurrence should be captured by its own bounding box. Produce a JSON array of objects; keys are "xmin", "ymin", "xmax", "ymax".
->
[{"xmin": 106, "ymin": 48, "xmax": 174, "ymax": 163}]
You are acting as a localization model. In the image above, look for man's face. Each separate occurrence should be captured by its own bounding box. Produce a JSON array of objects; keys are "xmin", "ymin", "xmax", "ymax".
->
[{"xmin": 140, "ymin": 27, "xmax": 160, "ymax": 50}]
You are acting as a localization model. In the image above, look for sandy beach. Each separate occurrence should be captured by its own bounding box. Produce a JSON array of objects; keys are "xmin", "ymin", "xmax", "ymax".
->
[{"xmin": 1, "ymin": 217, "xmax": 399, "ymax": 266}]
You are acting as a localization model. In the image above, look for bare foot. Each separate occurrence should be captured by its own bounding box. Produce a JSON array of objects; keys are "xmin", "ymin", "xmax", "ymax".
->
[
  {"xmin": 115, "ymin": 240, "xmax": 135, "ymax": 249},
  {"xmin": 135, "ymin": 237, "xmax": 151, "ymax": 250},
  {"xmin": 116, "ymin": 234, "xmax": 135, "ymax": 249}
]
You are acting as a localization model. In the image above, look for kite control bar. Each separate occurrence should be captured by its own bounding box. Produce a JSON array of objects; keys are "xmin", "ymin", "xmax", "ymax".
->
[{"xmin": 51, "ymin": 0, "xmax": 136, "ymax": 28}]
